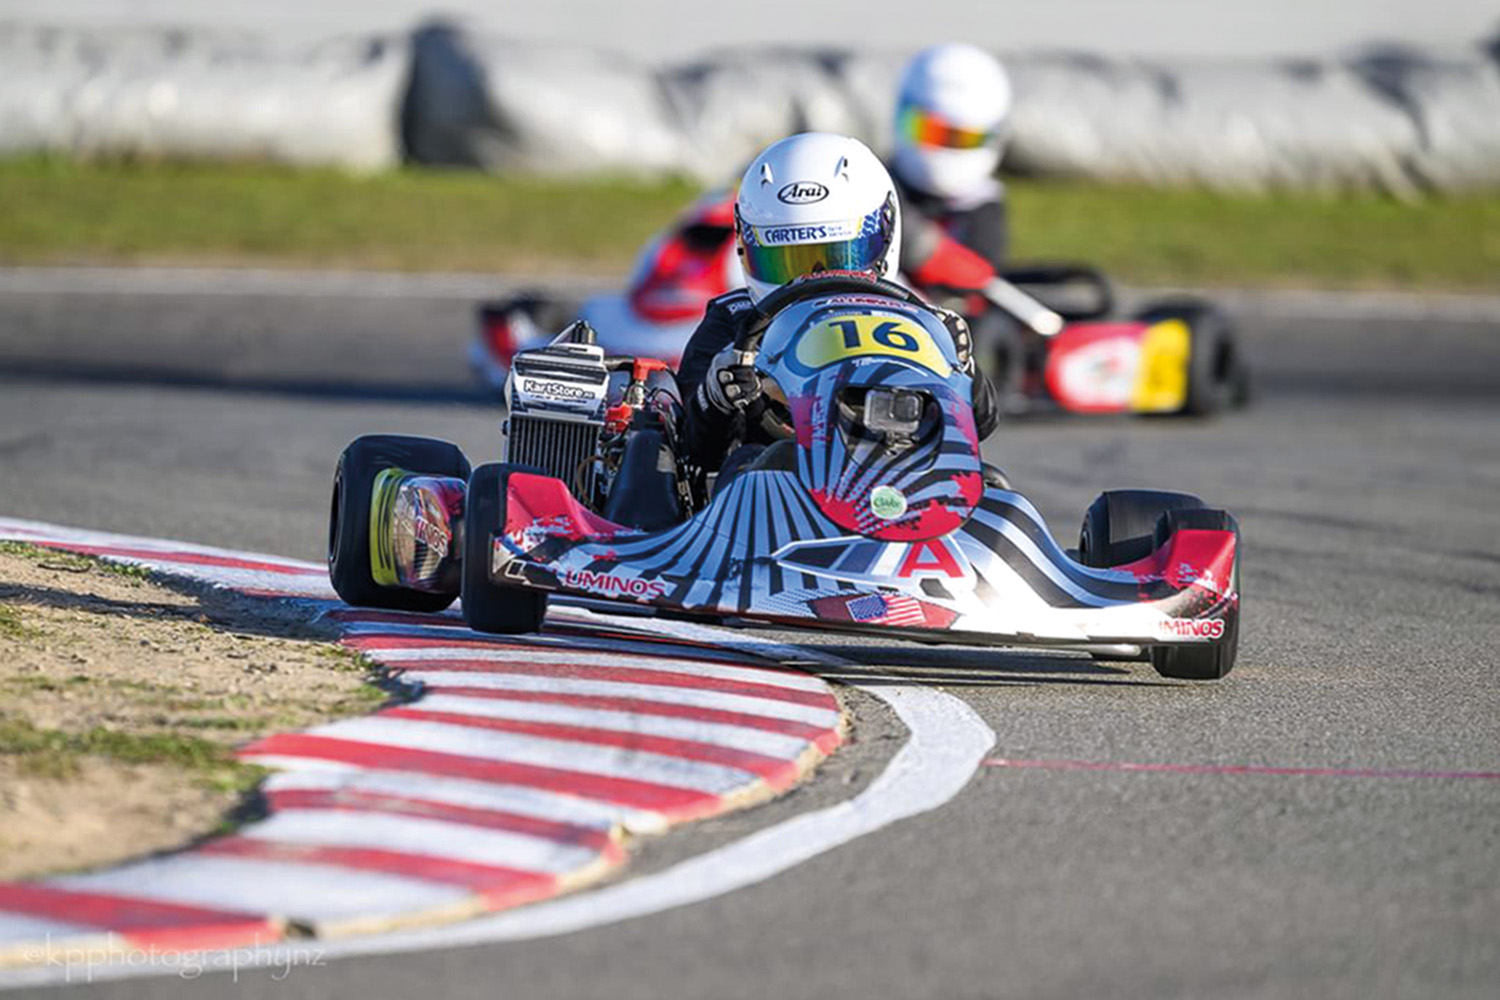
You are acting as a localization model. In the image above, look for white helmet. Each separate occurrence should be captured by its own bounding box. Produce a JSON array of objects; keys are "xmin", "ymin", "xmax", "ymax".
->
[
  {"xmin": 892, "ymin": 44, "xmax": 1012, "ymax": 204},
  {"xmin": 734, "ymin": 132, "xmax": 900, "ymax": 303}
]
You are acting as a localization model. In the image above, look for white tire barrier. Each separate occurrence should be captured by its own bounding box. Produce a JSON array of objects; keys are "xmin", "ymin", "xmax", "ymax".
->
[
  {"xmin": 3, "ymin": 19, "xmax": 1499, "ymax": 191},
  {"xmin": 0, "ymin": 23, "xmax": 407, "ymax": 170}
]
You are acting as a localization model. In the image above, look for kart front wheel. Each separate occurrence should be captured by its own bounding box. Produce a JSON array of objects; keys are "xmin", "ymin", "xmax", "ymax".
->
[
  {"xmin": 1148, "ymin": 508, "xmax": 1241, "ymax": 681},
  {"xmin": 1079, "ymin": 492, "xmax": 1239, "ymax": 679},
  {"xmin": 328, "ymin": 435, "xmax": 471, "ymax": 612},
  {"xmin": 461, "ymin": 463, "xmax": 548, "ymax": 635}
]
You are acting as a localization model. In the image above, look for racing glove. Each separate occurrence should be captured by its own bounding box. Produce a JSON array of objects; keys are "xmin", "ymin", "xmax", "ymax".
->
[
  {"xmin": 699, "ymin": 346, "xmax": 763, "ymax": 415},
  {"xmin": 936, "ymin": 306, "xmax": 1001, "ymax": 439},
  {"xmin": 937, "ymin": 307, "xmax": 977, "ymax": 374}
]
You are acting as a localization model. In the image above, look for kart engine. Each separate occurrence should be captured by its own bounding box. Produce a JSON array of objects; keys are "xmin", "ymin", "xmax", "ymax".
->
[{"xmin": 503, "ymin": 328, "xmax": 610, "ymax": 500}]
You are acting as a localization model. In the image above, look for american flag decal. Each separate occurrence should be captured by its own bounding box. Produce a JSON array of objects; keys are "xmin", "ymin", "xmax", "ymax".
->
[
  {"xmin": 880, "ymin": 594, "xmax": 927, "ymax": 626},
  {"xmin": 844, "ymin": 593, "xmax": 927, "ymax": 626}
]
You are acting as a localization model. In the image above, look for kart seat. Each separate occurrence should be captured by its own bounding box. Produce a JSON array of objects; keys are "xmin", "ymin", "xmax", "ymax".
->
[
  {"xmin": 711, "ymin": 440, "xmax": 799, "ymax": 499},
  {"xmin": 747, "ymin": 439, "xmax": 799, "ymax": 473}
]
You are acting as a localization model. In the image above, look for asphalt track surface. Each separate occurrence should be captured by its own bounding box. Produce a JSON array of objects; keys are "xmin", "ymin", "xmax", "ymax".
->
[{"xmin": 1, "ymin": 270, "xmax": 1498, "ymax": 999}]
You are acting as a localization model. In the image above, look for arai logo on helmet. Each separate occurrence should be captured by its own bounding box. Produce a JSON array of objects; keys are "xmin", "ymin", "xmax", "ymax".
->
[
  {"xmin": 777, "ymin": 181, "xmax": 830, "ymax": 205},
  {"xmin": 869, "ymin": 485, "xmax": 908, "ymax": 521}
]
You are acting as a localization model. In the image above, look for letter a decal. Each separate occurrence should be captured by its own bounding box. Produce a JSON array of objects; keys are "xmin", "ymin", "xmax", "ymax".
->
[{"xmin": 897, "ymin": 539, "xmax": 964, "ymax": 579}]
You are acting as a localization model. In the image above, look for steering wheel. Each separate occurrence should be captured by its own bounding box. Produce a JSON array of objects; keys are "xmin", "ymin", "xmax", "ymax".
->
[
  {"xmin": 732, "ymin": 273, "xmax": 926, "ymax": 442},
  {"xmin": 733, "ymin": 273, "xmax": 926, "ymax": 353}
]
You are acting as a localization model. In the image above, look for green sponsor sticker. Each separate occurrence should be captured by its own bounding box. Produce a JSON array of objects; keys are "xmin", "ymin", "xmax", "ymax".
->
[{"xmin": 869, "ymin": 485, "xmax": 908, "ymax": 521}]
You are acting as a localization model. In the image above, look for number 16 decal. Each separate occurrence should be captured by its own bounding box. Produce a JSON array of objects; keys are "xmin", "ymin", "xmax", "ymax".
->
[{"xmin": 797, "ymin": 313, "xmax": 952, "ymax": 375}]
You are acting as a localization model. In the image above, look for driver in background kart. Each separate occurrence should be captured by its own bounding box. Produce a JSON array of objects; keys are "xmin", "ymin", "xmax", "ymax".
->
[
  {"xmin": 679, "ymin": 131, "xmax": 1000, "ymax": 482},
  {"xmin": 889, "ymin": 43, "xmax": 1035, "ymax": 410},
  {"xmin": 893, "ymin": 43, "xmax": 1013, "ymax": 297}
]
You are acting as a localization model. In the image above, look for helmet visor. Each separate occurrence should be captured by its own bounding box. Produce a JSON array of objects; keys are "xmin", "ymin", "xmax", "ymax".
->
[
  {"xmin": 898, "ymin": 104, "xmax": 999, "ymax": 150},
  {"xmin": 740, "ymin": 201, "xmax": 894, "ymax": 287}
]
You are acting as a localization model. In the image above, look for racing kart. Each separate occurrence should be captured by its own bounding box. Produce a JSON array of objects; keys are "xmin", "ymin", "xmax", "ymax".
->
[
  {"xmin": 338, "ymin": 274, "xmax": 1241, "ymax": 680},
  {"xmin": 470, "ymin": 190, "xmax": 740, "ymax": 388},
  {"xmin": 471, "ymin": 190, "xmax": 1250, "ymax": 418}
]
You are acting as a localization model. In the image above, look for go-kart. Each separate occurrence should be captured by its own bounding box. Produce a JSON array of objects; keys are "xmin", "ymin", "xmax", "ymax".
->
[
  {"xmin": 342, "ymin": 274, "xmax": 1242, "ymax": 680},
  {"xmin": 471, "ymin": 191, "xmax": 1250, "ymax": 418},
  {"xmin": 470, "ymin": 190, "xmax": 741, "ymax": 390}
]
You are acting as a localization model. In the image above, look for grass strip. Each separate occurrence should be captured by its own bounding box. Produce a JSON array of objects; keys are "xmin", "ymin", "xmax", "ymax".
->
[
  {"xmin": 0, "ymin": 156, "xmax": 698, "ymax": 275},
  {"xmin": 0, "ymin": 713, "xmax": 261, "ymax": 791},
  {"xmin": 0, "ymin": 156, "xmax": 1495, "ymax": 290}
]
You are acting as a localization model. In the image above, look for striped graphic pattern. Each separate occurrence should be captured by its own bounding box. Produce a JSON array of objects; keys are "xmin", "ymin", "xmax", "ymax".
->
[
  {"xmin": 514, "ymin": 466, "xmax": 1233, "ymax": 650},
  {"xmin": 0, "ymin": 517, "xmax": 844, "ymax": 965}
]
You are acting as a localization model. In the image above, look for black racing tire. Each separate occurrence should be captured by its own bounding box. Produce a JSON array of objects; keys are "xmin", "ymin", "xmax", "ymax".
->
[
  {"xmin": 1089, "ymin": 647, "xmax": 1151, "ymax": 663},
  {"xmin": 462, "ymin": 462, "xmax": 548, "ymax": 635},
  {"xmin": 328, "ymin": 434, "xmax": 471, "ymax": 612},
  {"xmin": 1134, "ymin": 297, "xmax": 1248, "ymax": 417},
  {"xmin": 1078, "ymin": 489, "xmax": 1206, "ymax": 569},
  {"xmin": 1148, "ymin": 507, "xmax": 1241, "ymax": 681}
]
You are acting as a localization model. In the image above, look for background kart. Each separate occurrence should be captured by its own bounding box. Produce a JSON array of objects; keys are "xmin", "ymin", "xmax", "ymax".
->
[
  {"xmin": 471, "ymin": 191, "xmax": 1252, "ymax": 418},
  {"xmin": 354, "ymin": 277, "xmax": 1242, "ymax": 680},
  {"xmin": 470, "ymin": 191, "xmax": 741, "ymax": 389}
]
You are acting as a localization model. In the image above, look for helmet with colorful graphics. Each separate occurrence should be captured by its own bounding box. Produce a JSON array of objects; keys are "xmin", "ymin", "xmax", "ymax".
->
[
  {"xmin": 892, "ymin": 44, "xmax": 1012, "ymax": 204},
  {"xmin": 734, "ymin": 132, "xmax": 900, "ymax": 304}
]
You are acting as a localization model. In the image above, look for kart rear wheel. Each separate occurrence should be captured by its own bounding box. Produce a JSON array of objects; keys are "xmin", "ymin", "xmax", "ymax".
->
[
  {"xmin": 1134, "ymin": 298, "xmax": 1249, "ymax": 417},
  {"xmin": 462, "ymin": 463, "xmax": 548, "ymax": 635},
  {"xmin": 328, "ymin": 435, "xmax": 471, "ymax": 612},
  {"xmin": 1078, "ymin": 489, "xmax": 1205, "ymax": 568},
  {"xmin": 1148, "ymin": 508, "xmax": 1241, "ymax": 681}
]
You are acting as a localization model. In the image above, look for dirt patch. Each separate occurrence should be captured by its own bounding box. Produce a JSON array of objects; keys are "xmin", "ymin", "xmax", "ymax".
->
[{"xmin": 0, "ymin": 541, "xmax": 387, "ymax": 880}]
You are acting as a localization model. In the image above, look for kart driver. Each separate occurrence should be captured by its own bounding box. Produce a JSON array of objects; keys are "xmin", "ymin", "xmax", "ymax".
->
[
  {"xmin": 893, "ymin": 43, "xmax": 1014, "ymax": 297},
  {"xmin": 678, "ymin": 131, "xmax": 1000, "ymax": 482}
]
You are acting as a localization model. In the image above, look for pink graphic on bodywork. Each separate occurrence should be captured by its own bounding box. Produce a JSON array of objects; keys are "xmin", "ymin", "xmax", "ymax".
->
[
  {"xmin": 504, "ymin": 473, "xmax": 631, "ymax": 546},
  {"xmin": 947, "ymin": 396, "xmax": 981, "ymax": 449},
  {"xmin": 1116, "ymin": 528, "xmax": 1237, "ymax": 600},
  {"xmin": 953, "ymin": 471, "xmax": 984, "ymax": 506},
  {"xmin": 808, "ymin": 488, "xmax": 969, "ymax": 542}
]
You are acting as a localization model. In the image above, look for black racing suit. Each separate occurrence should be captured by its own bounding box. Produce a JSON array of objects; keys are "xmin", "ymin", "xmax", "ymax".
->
[{"xmin": 679, "ymin": 287, "xmax": 1001, "ymax": 473}]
